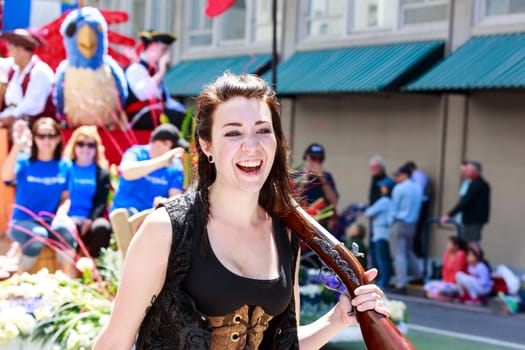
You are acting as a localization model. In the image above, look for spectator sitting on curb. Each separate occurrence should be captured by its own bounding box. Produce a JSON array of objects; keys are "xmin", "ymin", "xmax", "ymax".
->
[
  {"xmin": 454, "ymin": 242, "xmax": 493, "ymax": 305},
  {"xmin": 424, "ymin": 235, "xmax": 468, "ymax": 301}
]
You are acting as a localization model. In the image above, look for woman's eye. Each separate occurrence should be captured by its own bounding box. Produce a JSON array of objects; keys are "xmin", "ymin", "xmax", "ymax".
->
[
  {"xmin": 257, "ymin": 128, "xmax": 272, "ymax": 134},
  {"xmin": 225, "ymin": 130, "xmax": 241, "ymax": 137}
]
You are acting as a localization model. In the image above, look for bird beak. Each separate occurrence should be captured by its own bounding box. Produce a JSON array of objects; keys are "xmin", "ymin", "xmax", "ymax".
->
[{"xmin": 77, "ymin": 24, "xmax": 98, "ymax": 59}]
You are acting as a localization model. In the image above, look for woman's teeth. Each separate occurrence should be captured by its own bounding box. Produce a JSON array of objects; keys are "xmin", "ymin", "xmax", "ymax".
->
[{"xmin": 237, "ymin": 160, "xmax": 262, "ymax": 173}]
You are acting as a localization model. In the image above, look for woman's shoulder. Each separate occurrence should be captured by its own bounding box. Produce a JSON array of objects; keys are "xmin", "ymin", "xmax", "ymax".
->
[
  {"xmin": 133, "ymin": 207, "xmax": 173, "ymax": 247},
  {"xmin": 135, "ymin": 193, "xmax": 197, "ymax": 252}
]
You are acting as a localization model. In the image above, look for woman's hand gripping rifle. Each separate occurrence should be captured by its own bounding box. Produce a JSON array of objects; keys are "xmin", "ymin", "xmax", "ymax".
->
[{"xmin": 283, "ymin": 203, "xmax": 416, "ymax": 350}]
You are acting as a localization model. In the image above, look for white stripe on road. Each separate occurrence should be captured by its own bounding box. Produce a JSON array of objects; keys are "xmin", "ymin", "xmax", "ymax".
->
[{"xmin": 408, "ymin": 324, "xmax": 525, "ymax": 350}]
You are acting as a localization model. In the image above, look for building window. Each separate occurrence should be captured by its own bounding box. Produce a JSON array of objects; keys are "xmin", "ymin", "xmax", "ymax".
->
[
  {"xmin": 148, "ymin": 0, "xmax": 173, "ymax": 34},
  {"xmin": 484, "ymin": 0, "xmax": 525, "ymax": 16},
  {"xmin": 220, "ymin": 0, "xmax": 247, "ymax": 41},
  {"xmin": 186, "ymin": 0, "xmax": 281, "ymax": 48},
  {"xmin": 252, "ymin": 0, "xmax": 283, "ymax": 42},
  {"xmin": 301, "ymin": 0, "xmax": 399, "ymax": 38},
  {"xmin": 123, "ymin": 0, "xmax": 145, "ymax": 37},
  {"xmin": 400, "ymin": 0, "xmax": 449, "ymax": 26},
  {"xmin": 304, "ymin": 0, "xmax": 345, "ymax": 37},
  {"xmin": 188, "ymin": 0, "xmax": 213, "ymax": 46}
]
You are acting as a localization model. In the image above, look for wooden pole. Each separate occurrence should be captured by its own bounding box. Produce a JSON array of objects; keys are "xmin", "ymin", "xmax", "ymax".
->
[{"xmin": 271, "ymin": 0, "xmax": 278, "ymax": 91}]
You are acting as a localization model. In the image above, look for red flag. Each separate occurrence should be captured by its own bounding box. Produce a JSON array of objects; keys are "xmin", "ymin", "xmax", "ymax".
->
[{"xmin": 205, "ymin": 0, "xmax": 236, "ymax": 18}]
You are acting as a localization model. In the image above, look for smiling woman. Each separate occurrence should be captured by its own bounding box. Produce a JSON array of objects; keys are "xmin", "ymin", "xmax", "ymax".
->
[
  {"xmin": 93, "ymin": 73, "xmax": 389, "ymax": 350},
  {"xmin": 1, "ymin": 118, "xmax": 76, "ymax": 276}
]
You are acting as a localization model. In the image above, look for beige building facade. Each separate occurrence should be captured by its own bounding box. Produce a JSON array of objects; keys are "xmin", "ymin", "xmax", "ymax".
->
[{"xmin": 101, "ymin": 0, "xmax": 525, "ymax": 270}]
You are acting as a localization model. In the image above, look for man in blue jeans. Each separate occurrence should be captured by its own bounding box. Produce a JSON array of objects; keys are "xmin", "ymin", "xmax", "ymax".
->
[{"xmin": 389, "ymin": 164, "xmax": 423, "ymax": 293}]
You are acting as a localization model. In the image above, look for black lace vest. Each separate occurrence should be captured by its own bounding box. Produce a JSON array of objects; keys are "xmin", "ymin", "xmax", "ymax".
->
[{"xmin": 135, "ymin": 192, "xmax": 301, "ymax": 349}]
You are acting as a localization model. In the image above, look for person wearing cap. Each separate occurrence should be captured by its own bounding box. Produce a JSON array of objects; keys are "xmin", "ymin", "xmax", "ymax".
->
[
  {"xmin": 364, "ymin": 176, "xmax": 395, "ymax": 289},
  {"xmin": 124, "ymin": 30, "xmax": 186, "ymax": 130},
  {"xmin": 111, "ymin": 123, "xmax": 187, "ymax": 214},
  {"xmin": 0, "ymin": 29, "xmax": 55, "ymax": 128},
  {"xmin": 295, "ymin": 143, "xmax": 339, "ymax": 226},
  {"xmin": 389, "ymin": 164, "xmax": 423, "ymax": 293}
]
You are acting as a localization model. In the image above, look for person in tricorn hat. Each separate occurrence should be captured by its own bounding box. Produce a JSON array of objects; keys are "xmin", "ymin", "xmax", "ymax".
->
[
  {"xmin": 110, "ymin": 123, "xmax": 188, "ymax": 215},
  {"xmin": 0, "ymin": 29, "xmax": 55, "ymax": 128},
  {"xmin": 124, "ymin": 30, "xmax": 186, "ymax": 130}
]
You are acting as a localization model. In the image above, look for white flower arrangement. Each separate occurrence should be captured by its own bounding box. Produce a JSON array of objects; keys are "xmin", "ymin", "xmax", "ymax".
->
[
  {"xmin": 384, "ymin": 297, "xmax": 408, "ymax": 325},
  {"xmin": 0, "ymin": 305, "xmax": 36, "ymax": 344},
  {"xmin": 299, "ymin": 267, "xmax": 409, "ymax": 326},
  {"xmin": 0, "ymin": 248, "xmax": 121, "ymax": 349}
]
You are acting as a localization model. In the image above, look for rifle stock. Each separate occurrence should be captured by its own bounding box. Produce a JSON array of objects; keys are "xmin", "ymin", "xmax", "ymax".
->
[{"xmin": 283, "ymin": 205, "xmax": 415, "ymax": 350}]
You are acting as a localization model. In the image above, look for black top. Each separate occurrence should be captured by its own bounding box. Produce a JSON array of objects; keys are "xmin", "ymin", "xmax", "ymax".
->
[
  {"xmin": 89, "ymin": 166, "xmax": 110, "ymax": 221},
  {"xmin": 183, "ymin": 216, "xmax": 294, "ymax": 317},
  {"xmin": 448, "ymin": 176, "xmax": 490, "ymax": 224},
  {"xmin": 369, "ymin": 173, "xmax": 387, "ymax": 205},
  {"xmin": 135, "ymin": 192, "xmax": 301, "ymax": 349}
]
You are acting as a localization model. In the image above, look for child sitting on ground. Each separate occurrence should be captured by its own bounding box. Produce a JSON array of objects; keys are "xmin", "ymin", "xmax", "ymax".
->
[
  {"xmin": 424, "ymin": 235, "xmax": 468, "ymax": 301},
  {"xmin": 343, "ymin": 222, "xmax": 367, "ymax": 269},
  {"xmin": 455, "ymin": 242, "xmax": 493, "ymax": 305}
]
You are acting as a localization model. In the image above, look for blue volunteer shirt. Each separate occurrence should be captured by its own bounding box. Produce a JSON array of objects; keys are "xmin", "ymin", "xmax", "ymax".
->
[
  {"xmin": 111, "ymin": 145, "xmax": 184, "ymax": 212},
  {"xmin": 13, "ymin": 158, "xmax": 71, "ymax": 221},
  {"xmin": 365, "ymin": 196, "xmax": 392, "ymax": 241},
  {"xmin": 68, "ymin": 163, "xmax": 97, "ymax": 218},
  {"xmin": 391, "ymin": 179, "xmax": 422, "ymax": 224}
]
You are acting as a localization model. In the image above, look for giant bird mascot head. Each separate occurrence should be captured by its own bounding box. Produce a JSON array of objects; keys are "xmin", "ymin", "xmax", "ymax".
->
[{"xmin": 54, "ymin": 6, "xmax": 128, "ymax": 128}]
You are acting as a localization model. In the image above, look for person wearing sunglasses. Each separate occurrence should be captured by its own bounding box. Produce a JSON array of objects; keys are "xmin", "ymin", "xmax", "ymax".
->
[
  {"xmin": 63, "ymin": 126, "xmax": 111, "ymax": 260},
  {"xmin": 1, "ymin": 117, "xmax": 76, "ymax": 275}
]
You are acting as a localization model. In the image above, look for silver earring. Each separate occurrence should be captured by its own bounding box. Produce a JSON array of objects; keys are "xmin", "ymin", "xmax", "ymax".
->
[{"xmin": 208, "ymin": 154, "xmax": 214, "ymax": 163}]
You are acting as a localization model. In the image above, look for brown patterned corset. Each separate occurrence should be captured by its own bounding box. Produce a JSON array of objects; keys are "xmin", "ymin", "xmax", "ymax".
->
[{"xmin": 206, "ymin": 304, "xmax": 274, "ymax": 350}]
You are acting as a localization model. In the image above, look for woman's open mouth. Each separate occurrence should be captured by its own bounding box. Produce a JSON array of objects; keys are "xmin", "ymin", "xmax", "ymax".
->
[{"xmin": 237, "ymin": 160, "xmax": 262, "ymax": 175}]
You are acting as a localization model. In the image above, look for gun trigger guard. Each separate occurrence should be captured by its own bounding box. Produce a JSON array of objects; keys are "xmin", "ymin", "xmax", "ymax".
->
[{"xmin": 318, "ymin": 267, "xmax": 345, "ymax": 294}]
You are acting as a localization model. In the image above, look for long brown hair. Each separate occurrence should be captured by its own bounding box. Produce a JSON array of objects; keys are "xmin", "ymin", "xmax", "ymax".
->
[
  {"xmin": 194, "ymin": 72, "xmax": 297, "ymax": 217},
  {"xmin": 30, "ymin": 117, "xmax": 63, "ymax": 162},
  {"xmin": 63, "ymin": 125, "xmax": 109, "ymax": 169}
]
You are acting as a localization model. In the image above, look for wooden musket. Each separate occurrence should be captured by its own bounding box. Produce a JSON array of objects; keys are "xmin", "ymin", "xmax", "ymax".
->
[{"xmin": 283, "ymin": 204, "xmax": 416, "ymax": 350}]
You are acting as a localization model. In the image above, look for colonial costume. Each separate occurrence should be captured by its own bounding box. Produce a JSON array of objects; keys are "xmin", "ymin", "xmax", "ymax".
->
[{"xmin": 125, "ymin": 30, "xmax": 186, "ymax": 130}]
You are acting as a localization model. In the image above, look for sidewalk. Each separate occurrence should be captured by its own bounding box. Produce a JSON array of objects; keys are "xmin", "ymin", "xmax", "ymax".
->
[{"xmin": 387, "ymin": 290, "xmax": 525, "ymax": 348}]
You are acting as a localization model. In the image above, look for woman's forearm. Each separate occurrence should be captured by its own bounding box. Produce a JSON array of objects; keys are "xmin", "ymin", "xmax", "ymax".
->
[{"xmin": 298, "ymin": 306, "xmax": 351, "ymax": 350}]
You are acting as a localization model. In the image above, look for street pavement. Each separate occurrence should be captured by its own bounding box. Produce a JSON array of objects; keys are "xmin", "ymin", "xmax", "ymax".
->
[{"xmin": 387, "ymin": 292, "xmax": 525, "ymax": 348}]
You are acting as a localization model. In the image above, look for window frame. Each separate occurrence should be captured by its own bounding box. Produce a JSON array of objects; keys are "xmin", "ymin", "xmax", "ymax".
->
[
  {"xmin": 298, "ymin": 0, "xmax": 435, "ymax": 42},
  {"xmin": 398, "ymin": 0, "xmax": 450, "ymax": 29},
  {"xmin": 475, "ymin": 0, "xmax": 525, "ymax": 26},
  {"xmin": 184, "ymin": 0, "xmax": 282, "ymax": 51},
  {"xmin": 144, "ymin": 0, "xmax": 173, "ymax": 34}
]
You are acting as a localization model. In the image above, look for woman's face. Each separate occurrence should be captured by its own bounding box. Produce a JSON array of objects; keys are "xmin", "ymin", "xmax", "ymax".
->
[
  {"xmin": 34, "ymin": 123, "xmax": 60, "ymax": 155},
  {"xmin": 467, "ymin": 250, "xmax": 477, "ymax": 264},
  {"xmin": 74, "ymin": 135, "xmax": 96, "ymax": 164},
  {"xmin": 202, "ymin": 96, "xmax": 277, "ymax": 194},
  {"xmin": 446, "ymin": 239, "xmax": 456, "ymax": 252}
]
